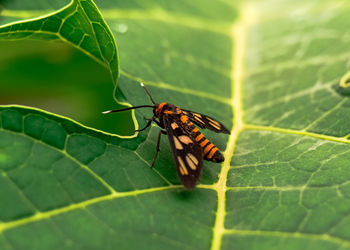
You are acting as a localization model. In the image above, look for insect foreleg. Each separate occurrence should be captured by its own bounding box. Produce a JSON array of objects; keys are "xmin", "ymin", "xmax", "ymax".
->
[
  {"xmin": 153, "ymin": 119, "xmax": 164, "ymax": 128},
  {"xmin": 135, "ymin": 117, "xmax": 155, "ymax": 132}
]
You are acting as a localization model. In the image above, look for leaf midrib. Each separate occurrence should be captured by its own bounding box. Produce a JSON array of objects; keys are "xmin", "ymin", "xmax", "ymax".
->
[{"xmin": 210, "ymin": 5, "xmax": 247, "ymax": 248}]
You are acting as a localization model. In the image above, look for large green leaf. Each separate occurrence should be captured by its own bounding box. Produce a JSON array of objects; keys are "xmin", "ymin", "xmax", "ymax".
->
[{"xmin": 1, "ymin": 0, "xmax": 350, "ymax": 250}]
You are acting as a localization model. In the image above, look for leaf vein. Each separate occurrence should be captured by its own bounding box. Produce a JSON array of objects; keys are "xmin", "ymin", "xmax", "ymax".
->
[{"xmin": 0, "ymin": 128, "xmax": 118, "ymax": 195}]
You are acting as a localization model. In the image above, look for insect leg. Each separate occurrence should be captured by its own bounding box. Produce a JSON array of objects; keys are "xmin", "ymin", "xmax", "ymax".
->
[
  {"xmin": 150, "ymin": 130, "xmax": 166, "ymax": 168},
  {"xmin": 153, "ymin": 119, "xmax": 164, "ymax": 128},
  {"xmin": 135, "ymin": 117, "xmax": 155, "ymax": 132}
]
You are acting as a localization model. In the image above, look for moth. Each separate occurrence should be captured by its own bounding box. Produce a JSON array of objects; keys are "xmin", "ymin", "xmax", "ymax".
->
[{"xmin": 103, "ymin": 83, "xmax": 230, "ymax": 189}]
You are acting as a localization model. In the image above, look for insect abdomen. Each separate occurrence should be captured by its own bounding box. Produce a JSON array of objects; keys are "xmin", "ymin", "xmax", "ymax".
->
[
  {"xmin": 184, "ymin": 117, "xmax": 225, "ymax": 163},
  {"xmin": 198, "ymin": 135, "xmax": 224, "ymax": 163}
]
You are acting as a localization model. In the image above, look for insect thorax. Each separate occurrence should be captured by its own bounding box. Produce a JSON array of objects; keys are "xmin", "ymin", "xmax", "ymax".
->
[{"xmin": 154, "ymin": 103, "xmax": 180, "ymax": 117}]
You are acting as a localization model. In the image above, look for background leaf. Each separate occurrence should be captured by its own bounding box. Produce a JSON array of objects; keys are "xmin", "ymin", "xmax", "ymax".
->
[
  {"xmin": 0, "ymin": 0, "xmax": 118, "ymax": 82},
  {"xmin": 1, "ymin": 0, "xmax": 350, "ymax": 250},
  {"xmin": 0, "ymin": 0, "xmax": 131, "ymax": 134}
]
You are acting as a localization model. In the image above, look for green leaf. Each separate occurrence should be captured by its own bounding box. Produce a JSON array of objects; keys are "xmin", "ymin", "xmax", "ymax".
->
[{"xmin": 1, "ymin": 0, "xmax": 350, "ymax": 250}]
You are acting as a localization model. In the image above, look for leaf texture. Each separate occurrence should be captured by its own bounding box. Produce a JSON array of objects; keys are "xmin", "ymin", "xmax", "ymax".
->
[{"xmin": 1, "ymin": 0, "xmax": 350, "ymax": 250}]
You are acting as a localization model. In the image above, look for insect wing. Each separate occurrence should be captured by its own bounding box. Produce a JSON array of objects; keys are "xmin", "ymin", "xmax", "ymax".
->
[
  {"xmin": 181, "ymin": 109, "xmax": 230, "ymax": 134},
  {"xmin": 163, "ymin": 116, "xmax": 203, "ymax": 189}
]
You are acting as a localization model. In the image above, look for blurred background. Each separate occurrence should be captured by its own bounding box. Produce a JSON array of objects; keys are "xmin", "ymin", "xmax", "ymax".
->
[{"xmin": 0, "ymin": 39, "xmax": 134, "ymax": 135}]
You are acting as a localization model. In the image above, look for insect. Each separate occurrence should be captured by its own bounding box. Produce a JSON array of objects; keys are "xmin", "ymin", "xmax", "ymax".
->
[{"xmin": 103, "ymin": 83, "xmax": 230, "ymax": 189}]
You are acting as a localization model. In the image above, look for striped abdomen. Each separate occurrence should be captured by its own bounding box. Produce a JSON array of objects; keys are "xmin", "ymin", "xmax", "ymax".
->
[{"xmin": 179, "ymin": 113, "xmax": 224, "ymax": 163}]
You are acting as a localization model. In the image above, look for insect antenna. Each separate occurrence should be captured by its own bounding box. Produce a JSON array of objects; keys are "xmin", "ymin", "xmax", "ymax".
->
[
  {"xmin": 140, "ymin": 83, "xmax": 156, "ymax": 104},
  {"xmin": 102, "ymin": 105, "xmax": 154, "ymax": 114},
  {"xmin": 102, "ymin": 83, "xmax": 156, "ymax": 114}
]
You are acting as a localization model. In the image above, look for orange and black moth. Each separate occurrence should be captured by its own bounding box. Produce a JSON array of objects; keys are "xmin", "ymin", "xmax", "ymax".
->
[{"xmin": 103, "ymin": 83, "xmax": 230, "ymax": 189}]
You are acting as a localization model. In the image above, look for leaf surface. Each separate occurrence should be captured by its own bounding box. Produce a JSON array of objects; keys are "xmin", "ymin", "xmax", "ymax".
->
[{"xmin": 1, "ymin": 0, "xmax": 350, "ymax": 250}]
